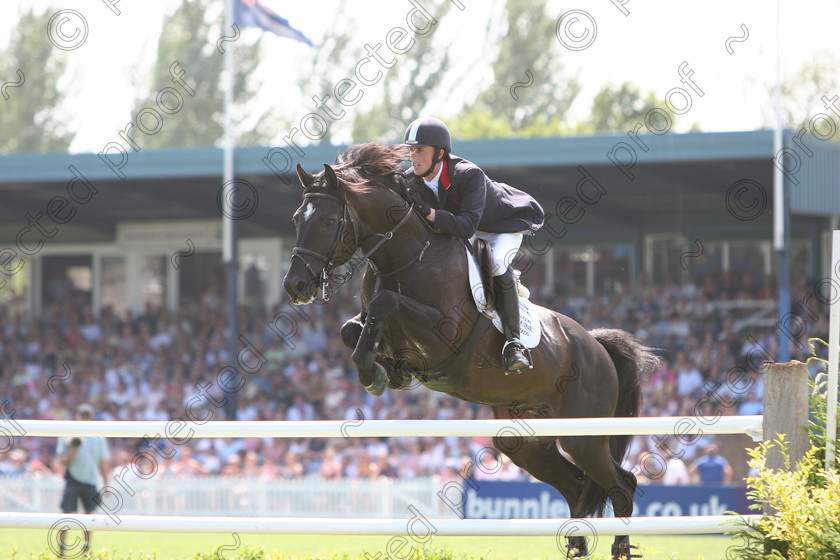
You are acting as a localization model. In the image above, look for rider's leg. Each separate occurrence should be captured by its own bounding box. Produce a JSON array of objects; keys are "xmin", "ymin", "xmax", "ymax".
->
[
  {"xmin": 494, "ymin": 268, "xmax": 530, "ymax": 374},
  {"xmin": 478, "ymin": 231, "xmax": 531, "ymax": 374}
]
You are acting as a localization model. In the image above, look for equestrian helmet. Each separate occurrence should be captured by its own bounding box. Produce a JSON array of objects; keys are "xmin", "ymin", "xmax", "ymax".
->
[{"xmin": 404, "ymin": 117, "xmax": 451, "ymax": 154}]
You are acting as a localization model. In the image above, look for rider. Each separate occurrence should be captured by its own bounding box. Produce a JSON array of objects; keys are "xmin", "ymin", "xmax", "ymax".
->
[{"xmin": 403, "ymin": 116, "xmax": 545, "ymax": 374}]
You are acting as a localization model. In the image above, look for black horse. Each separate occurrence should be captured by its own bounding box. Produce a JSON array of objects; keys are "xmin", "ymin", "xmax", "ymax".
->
[{"xmin": 283, "ymin": 143, "xmax": 659, "ymax": 559}]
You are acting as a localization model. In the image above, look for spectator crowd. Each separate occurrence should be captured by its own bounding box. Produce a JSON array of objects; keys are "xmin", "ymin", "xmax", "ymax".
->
[{"xmin": 0, "ymin": 263, "xmax": 830, "ymax": 488}]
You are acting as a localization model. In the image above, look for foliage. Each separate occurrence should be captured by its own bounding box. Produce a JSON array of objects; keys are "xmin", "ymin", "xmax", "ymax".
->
[
  {"xmin": 577, "ymin": 82, "xmax": 665, "ymax": 135},
  {"xmin": 727, "ymin": 439, "xmax": 840, "ymax": 559},
  {"xmin": 727, "ymin": 338, "xmax": 840, "ymax": 559},
  {"xmin": 301, "ymin": 2, "xmax": 363, "ymax": 145},
  {"xmin": 776, "ymin": 50, "xmax": 840, "ymax": 142},
  {"xmin": 449, "ymin": 0, "xmax": 581, "ymax": 141},
  {"xmin": 351, "ymin": 0, "xmax": 458, "ymax": 143},
  {"xmin": 806, "ymin": 337, "xmax": 840, "ymax": 468},
  {"xmin": 127, "ymin": 0, "xmax": 274, "ymax": 149},
  {"xmin": 0, "ymin": 7, "xmax": 75, "ymax": 153}
]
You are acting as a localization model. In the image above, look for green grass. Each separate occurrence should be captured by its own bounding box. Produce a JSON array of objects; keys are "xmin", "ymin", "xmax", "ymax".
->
[{"xmin": 0, "ymin": 530, "xmax": 738, "ymax": 560}]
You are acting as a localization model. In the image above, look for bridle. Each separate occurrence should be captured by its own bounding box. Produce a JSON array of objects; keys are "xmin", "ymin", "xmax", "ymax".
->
[
  {"xmin": 290, "ymin": 190, "xmax": 429, "ymax": 301},
  {"xmin": 290, "ymin": 192, "xmax": 354, "ymax": 301}
]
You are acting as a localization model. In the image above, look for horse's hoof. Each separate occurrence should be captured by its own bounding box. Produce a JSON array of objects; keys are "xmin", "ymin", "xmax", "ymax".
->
[
  {"xmin": 611, "ymin": 535, "xmax": 642, "ymax": 559},
  {"xmin": 385, "ymin": 357, "xmax": 414, "ymax": 390},
  {"xmin": 386, "ymin": 371, "xmax": 413, "ymax": 390},
  {"xmin": 361, "ymin": 363, "xmax": 387, "ymax": 397},
  {"xmin": 565, "ymin": 535, "xmax": 589, "ymax": 558}
]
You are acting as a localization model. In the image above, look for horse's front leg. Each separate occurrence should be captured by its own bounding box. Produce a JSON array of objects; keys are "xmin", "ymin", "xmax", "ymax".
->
[{"xmin": 352, "ymin": 289, "xmax": 441, "ymax": 396}]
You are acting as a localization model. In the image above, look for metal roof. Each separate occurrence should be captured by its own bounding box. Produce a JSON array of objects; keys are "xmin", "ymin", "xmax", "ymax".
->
[{"xmin": 0, "ymin": 130, "xmax": 836, "ymax": 245}]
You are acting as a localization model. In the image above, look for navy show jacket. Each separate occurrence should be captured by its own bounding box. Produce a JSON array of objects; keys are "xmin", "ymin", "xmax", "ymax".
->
[{"xmin": 406, "ymin": 154, "xmax": 545, "ymax": 239}]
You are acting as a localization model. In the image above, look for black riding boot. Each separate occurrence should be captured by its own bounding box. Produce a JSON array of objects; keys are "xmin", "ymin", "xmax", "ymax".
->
[{"xmin": 493, "ymin": 269, "xmax": 531, "ymax": 375}]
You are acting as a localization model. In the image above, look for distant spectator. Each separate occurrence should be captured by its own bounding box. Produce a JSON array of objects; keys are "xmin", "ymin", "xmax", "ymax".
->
[
  {"xmin": 675, "ymin": 351, "xmax": 704, "ymax": 397},
  {"xmin": 279, "ymin": 453, "xmax": 304, "ymax": 479},
  {"xmin": 171, "ymin": 447, "xmax": 207, "ymax": 478},
  {"xmin": 662, "ymin": 456, "xmax": 690, "ymax": 485},
  {"xmin": 56, "ymin": 404, "xmax": 110, "ymax": 557},
  {"xmin": 737, "ymin": 391, "xmax": 763, "ymax": 416},
  {"xmin": 319, "ymin": 448, "xmax": 343, "ymax": 480},
  {"xmin": 688, "ymin": 442, "xmax": 733, "ymax": 486},
  {"xmin": 221, "ymin": 454, "xmax": 243, "ymax": 477},
  {"xmin": 259, "ymin": 456, "xmax": 280, "ymax": 480},
  {"xmin": 0, "ymin": 449, "xmax": 28, "ymax": 475}
]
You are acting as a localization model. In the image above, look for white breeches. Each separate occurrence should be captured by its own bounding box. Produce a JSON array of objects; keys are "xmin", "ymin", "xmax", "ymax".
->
[{"xmin": 473, "ymin": 231, "xmax": 523, "ymax": 277}]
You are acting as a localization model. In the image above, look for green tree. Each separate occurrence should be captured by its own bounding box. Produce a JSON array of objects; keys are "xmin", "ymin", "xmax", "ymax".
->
[
  {"xmin": 777, "ymin": 51, "xmax": 840, "ymax": 142},
  {"xmin": 0, "ymin": 8, "xmax": 74, "ymax": 153},
  {"xmin": 297, "ymin": 2, "xmax": 363, "ymax": 145},
  {"xmin": 450, "ymin": 0, "xmax": 581, "ymax": 140},
  {"xmin": 128, "ymin": 0, "xmax": 272, "ymax": 149},
  {"xmin": 351, "ymin": 0, "xmax": 459, "ymax": 143},
  {"xmin": 580, "ymin": 81, "xmax": 662, "ymax": 134}
]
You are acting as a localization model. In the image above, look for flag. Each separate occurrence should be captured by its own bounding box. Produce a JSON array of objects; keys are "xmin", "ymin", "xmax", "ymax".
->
[{"xmin": 233, "ymin": 0, "xmax": 315, "ymax": 46}]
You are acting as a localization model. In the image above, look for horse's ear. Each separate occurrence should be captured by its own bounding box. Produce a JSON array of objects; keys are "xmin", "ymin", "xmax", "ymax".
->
[
  {"xmin": 323, "ymin": 164, "xmax": 340, "ymax": 192},
  {"xmin": 296, "ymin": 163, "xmax": 314, "ymax": 188}
]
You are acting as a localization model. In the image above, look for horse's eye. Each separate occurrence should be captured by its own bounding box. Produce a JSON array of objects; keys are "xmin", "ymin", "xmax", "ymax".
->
[{"xmin": 325, "ymin": 218, "xmax": 338, "ymax": 227}]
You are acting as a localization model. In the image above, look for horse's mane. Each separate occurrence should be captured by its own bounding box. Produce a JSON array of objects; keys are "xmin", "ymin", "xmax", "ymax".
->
[{"xmin": 330, "ymin": 143, "xmax": 408, "ymax": 196}]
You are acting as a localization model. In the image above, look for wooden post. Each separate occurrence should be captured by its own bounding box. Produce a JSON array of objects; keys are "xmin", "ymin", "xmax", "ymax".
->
[{"xmin": 762, "ymin": 362, "xmax": 810, "ymax": 471}]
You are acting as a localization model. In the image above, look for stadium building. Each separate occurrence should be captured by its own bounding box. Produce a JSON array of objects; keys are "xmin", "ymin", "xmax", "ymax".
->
[{"xmin": 0, "ymin": 130, "xmax": 837, "ymax": 323}]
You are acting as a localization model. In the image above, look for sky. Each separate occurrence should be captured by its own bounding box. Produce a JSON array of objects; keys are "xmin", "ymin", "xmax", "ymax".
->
[{"xmin": 1, "ymin": 0, "xmax": 839, "ymax": 153}]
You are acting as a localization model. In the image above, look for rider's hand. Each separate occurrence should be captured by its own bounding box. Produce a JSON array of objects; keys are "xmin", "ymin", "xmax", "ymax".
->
[{"xmin": 410, "ymin": 190, "xmax": 432, "ymax": 220}]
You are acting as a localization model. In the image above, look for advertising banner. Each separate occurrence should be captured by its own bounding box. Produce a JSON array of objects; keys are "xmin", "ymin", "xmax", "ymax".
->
[{"xmin": 442, "ymin": 481, "xmax": 755, "ymax": 519}]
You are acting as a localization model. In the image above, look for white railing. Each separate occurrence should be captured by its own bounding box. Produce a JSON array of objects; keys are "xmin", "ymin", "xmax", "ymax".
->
[
  {"xmin": 13, "ymin": 416, "xmax": 765, "ymax": 439},
  {"xmin": 0, "ymin": 475, "xmax": 442, "ymax": 518},
  {"xmin": 3, "ymin": 511, "xmax": 761, "ymax": 536}
]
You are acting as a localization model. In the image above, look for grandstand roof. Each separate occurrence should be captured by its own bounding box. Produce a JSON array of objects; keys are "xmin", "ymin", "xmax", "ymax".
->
[{"xmin": 0, "ymin": 130, "xmax": 836, "ymax": 245}]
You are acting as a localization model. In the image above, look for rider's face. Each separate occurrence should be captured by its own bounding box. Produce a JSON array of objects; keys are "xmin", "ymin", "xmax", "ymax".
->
[{"xmin": 408, "ymin": 146, "xmax": 436, "ymax": 175}]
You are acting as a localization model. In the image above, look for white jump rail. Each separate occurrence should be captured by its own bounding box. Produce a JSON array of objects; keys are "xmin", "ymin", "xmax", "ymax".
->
[
  {"xmin": 13, "ymin": 415, "xmax": 764, "ymax": 440},
  {"xmin": 2, "ymin": 512, "xmax": 763, "ymax": 536}
]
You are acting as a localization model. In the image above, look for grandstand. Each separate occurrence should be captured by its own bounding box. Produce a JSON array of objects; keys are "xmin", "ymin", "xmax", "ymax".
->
[{"xmin": 0, "ymin": 130, "xmax": 837, "ymax": 511}]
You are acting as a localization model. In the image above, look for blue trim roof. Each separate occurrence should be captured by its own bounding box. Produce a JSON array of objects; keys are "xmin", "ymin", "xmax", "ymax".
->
[{"xmin": 0, "ymin": 130, "xmax": 836, "ymax": 215}]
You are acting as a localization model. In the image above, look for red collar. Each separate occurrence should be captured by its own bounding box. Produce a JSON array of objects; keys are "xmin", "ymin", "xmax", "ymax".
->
[{"xmin": 440, "ymin": 159, "xmax": 451, "ymax": 189}]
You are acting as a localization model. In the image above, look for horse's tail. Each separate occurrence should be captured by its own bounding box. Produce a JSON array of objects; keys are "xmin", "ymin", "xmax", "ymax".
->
[{"xmin": 578, "ymin": 328, "xmax": 660, "ymax": 517}]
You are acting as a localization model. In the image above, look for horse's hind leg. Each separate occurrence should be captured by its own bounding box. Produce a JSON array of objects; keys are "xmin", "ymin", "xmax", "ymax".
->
[
  {"xmin": 559, "ymin": 435, "xmax": 640, "ymax": 559},
  {"xmin": 491, "ymin": 408, "xmax": 592, "ymax": 557},
  {"xmin": 491, "ymin": 436, "xmax": 593, "ymax": 558}
]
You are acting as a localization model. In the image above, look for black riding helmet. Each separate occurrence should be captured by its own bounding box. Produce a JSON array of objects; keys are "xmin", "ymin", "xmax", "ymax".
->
[{"xmin": 404, "ymin": 117, "xmax": 451, "ymax": 177}]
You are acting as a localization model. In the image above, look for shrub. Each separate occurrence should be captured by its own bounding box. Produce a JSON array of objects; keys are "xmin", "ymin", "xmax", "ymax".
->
[{"xmin": 727, "ymin": 338, "xmax": 840, "ymax": 559}]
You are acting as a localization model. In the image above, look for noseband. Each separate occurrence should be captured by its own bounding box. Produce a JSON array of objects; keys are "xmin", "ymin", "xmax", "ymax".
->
[{"xmin": 291, "ymin": 191, "xmax": 425, "ymax": 301}]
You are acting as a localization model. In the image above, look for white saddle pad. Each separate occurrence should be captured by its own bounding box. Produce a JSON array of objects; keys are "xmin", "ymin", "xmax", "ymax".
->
[{"xmin": 466, "ymin": 245, "xmax": 541, "ymax": 349}]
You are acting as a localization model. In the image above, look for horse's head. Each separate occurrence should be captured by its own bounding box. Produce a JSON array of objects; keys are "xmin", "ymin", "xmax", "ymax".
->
[
  {"xmin": 283, "ymin": 163, "xmax": 358, "ymax": 305},
  {"xmin": 284, "ymin": 143, "xmax": 419, "ymax": 305}
]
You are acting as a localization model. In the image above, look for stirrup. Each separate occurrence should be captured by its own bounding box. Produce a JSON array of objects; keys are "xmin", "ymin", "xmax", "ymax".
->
[{"xmin": 502, "ymin": 339, "xmax": 532, "ymax": 375}]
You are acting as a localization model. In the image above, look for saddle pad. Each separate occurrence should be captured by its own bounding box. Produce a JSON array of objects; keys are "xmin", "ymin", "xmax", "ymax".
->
[{"xmin": 466, "ymin": 245, "xmax": 541, "ymax": 349}]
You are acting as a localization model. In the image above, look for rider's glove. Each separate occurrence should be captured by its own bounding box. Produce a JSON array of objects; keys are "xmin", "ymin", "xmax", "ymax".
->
[{"xmin": 410, "ymin": 190, "xmax": 432, "ymax": 219}]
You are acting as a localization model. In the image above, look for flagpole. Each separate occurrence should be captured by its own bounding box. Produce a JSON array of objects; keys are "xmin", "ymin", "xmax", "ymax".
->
[
  {"xmin": 223, "ymin": 0, "xmax": 239, "ymax": 420},
  {"xmin": 773, "ymin": 0, "xmax": 790, "ymax": 363}
]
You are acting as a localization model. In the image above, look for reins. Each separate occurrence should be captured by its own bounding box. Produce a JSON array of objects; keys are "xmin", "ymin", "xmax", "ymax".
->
[{"xmin": 291, "ymin": 189, "xmax": 430, "ymax": 301}]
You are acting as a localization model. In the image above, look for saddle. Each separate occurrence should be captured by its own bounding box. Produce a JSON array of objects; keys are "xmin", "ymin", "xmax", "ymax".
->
[
  {"xmin": 465, "ymin": 238, "xmax": 541, "ymax": 349},
  {"xmin": 467, "ymin": 237, "xmax": 530, "ymax": 310}
]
